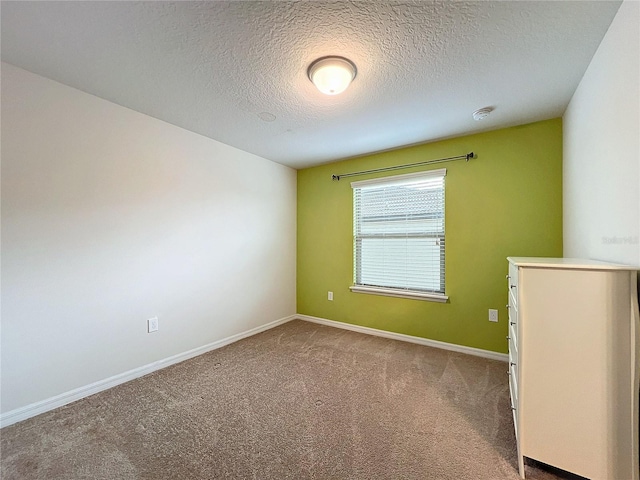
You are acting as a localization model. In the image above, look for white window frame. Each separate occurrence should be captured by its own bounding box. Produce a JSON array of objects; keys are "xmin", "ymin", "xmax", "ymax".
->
[{"xmin": 349, "ymin": 168, "xmax": 448, "ymax": 303}]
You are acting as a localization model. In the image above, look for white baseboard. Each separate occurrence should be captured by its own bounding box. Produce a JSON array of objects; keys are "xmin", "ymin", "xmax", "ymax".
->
[
  {"xmin": 0, "ymin": 315, "xmax": 297, "ymax": 428},
  {"xmin": 296, "ymin": 314, "xmax": 509, "ymax": 362},
  {"xmin": 2, "ymin": 313, "xmax": 506, "ymax": 428}
]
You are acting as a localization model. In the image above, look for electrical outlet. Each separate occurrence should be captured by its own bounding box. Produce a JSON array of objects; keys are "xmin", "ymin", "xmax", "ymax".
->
[
  {"xmin": 328, "ymin": 291, "xmax": 334, "ymax": 301},
  {"xmin": 488, "ymin": 309, "xmax": 498, "ymax": 322},
  {"xmin": 148, "ymin": 316, "xmax": 159, "ymax": 333}
]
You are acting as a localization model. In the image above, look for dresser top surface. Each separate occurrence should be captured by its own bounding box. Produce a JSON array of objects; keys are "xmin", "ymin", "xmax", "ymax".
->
[{"xmin": 507, "ymin": 257, "xmax": 639, "ymax": 271}]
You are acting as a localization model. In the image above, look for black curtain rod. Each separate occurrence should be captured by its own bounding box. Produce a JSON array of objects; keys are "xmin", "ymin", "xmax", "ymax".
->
[{"xmin": 332, "ymin": 152, "xmax": 475, "ymax": 181}]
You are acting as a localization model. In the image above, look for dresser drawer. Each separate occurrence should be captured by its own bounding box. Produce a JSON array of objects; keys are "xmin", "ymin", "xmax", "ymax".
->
[
  {"xmin": 509, "ymin": 366, "xmax": 518, "ymax": 408},
  {"xmin": 510, "ymin": 391, "xmax": 519, "ymax": 442},
  {"xmin": 508, "ymin": 262, "xmax": 519, "ymax": 306},
  {"xmin": 508, "ymin": 327, "xmax": 518, "ymax": 356},
  {"xmin": 508, "ymin": 351, "xmax": 519, "ymax": 441},
  {"xmin": 509, "ymin": 343, "xmax": 518, "ymax": 376},
  {"xmin": 507, "ymin": 302, "xmax": 518, "ymax": 341}
]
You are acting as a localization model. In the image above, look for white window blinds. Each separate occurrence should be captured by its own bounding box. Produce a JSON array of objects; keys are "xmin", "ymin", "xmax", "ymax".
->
[{"xmin": 352, "ymin": 169, "xmax": 446, "ymax": 296}]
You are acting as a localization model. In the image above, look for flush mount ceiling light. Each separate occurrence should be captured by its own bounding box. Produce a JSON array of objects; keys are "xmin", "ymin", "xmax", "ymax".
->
[
  {"xmin": 473, "ymin": 107, "xmax": 494, "ymax": 121},
  {"xmin": 308, "ymin": 56, "xmax": 357, "ymax": 95}
]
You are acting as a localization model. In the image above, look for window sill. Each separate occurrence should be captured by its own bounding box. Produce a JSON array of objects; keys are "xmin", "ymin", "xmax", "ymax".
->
[{"xmin": 349, "ymin": 285, "xmax": 449, "ymax": 303}]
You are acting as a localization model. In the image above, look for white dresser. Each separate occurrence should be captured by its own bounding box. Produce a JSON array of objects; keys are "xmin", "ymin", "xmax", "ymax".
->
[{"xmin": 506, "ymin": 257, "xmax": 639, "ymax": 480}]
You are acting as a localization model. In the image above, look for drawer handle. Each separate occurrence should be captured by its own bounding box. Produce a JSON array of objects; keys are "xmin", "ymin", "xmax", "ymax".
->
[
  {"xmin": 510, "ymin": 321, "xmax": 516, "ymax": 326},
  {"xmin": 510, "ymin": 362, "xmax": 516, "ymax": 367},
  {"xmin": 510, "ymin": 284, "xmax": 516, "ymax": 289}
]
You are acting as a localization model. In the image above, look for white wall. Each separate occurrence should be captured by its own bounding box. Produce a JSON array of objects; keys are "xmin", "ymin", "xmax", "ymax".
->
[
  {"xmin": 1, "ymin": 63, "xmax": 297, "ymax": 414},
  {"xmin": 563, "ymin": 0, "xmax": 640, "ymax": 266}
]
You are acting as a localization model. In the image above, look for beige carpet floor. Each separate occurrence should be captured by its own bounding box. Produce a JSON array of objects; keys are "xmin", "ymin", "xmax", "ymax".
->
[{"xmin": 1, "ymin": 319, "xmax": 583, "ymax": 479}]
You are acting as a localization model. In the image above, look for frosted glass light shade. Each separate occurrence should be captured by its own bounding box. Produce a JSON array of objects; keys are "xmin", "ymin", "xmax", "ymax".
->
[{"xmin": 308, "ymin": 57, "xmax": 357, "ymax": 95}]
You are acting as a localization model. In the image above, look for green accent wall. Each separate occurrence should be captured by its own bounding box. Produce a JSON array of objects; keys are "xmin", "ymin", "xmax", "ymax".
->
[{"xmin": 297, "ymin": 118, "xmax": 563, "ymax": 354}]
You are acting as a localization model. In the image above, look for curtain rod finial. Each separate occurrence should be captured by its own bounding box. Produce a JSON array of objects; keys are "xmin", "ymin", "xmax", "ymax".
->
[
  {"xmin": 466, "ymin": 152, "xmax": 475, "ymax": 161},
  {"xmin": 332, "ymin": 175, "xmax": 340, "ymax": 181}
]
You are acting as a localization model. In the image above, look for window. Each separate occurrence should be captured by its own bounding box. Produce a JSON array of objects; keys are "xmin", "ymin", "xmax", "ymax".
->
[{"xmin": 350, "ymin": 168, "xmax": 447, "ymax": 302}]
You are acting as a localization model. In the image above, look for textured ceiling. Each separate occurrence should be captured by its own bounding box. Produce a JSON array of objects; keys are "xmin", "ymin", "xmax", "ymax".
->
[{"xmin": 0, "ymin": 1, "xmax": 622, "ymax": 169}]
